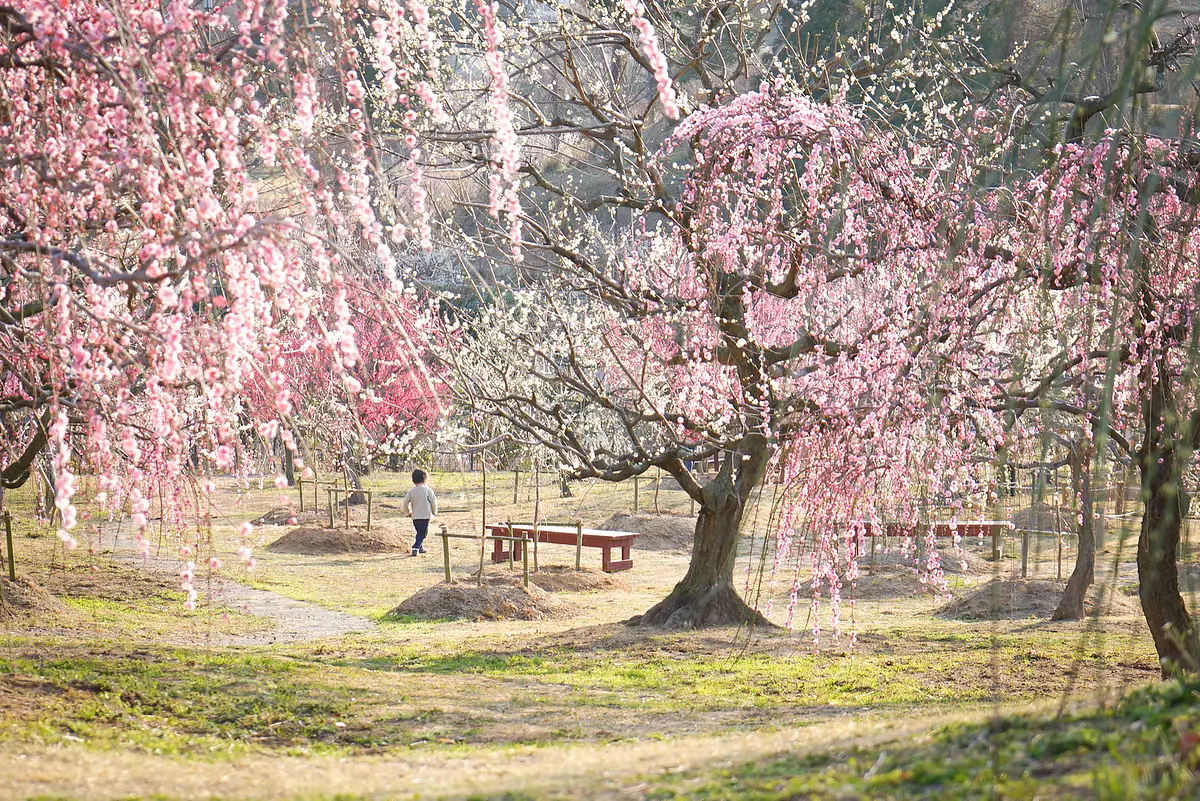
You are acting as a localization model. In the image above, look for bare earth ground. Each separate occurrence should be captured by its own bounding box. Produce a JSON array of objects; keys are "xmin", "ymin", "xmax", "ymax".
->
[{"xmin": 0, "ymin": 471, "xmax": 1174, "ymax": 799}]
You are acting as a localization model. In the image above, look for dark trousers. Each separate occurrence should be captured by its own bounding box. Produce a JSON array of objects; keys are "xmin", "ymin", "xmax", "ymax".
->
[{"xmin": 413, "ymin": 518, "xmax": 430, "ymax": 552}]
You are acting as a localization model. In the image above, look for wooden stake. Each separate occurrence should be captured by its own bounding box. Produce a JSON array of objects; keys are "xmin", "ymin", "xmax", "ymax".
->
[
  {"xmin": 441, "ymin": 525, "xmax": 451, "ymax": 583},
  {"xmin": 4, "ymin": 510, "xmax": 14, "ymax": 582},
  {"xmin": 575, "ymin": 519, "xmax": 583, "ymax": 571},
  {"xmin": 327, "ymin": 489, "xmax": 335, "ymax": 529},
  {"xmin": 343, "ymin": 486, "xmax": 350, "ymax": 529},
  {"xmin": 479, "ymin": 455, "xmax": 487, "ymax": 587},
  {"xmin": 298, "ymin": 477, "xmax": 305, "ymax": 512},
  {"xmin": 522, "ymin": 534, "xmax": 529, "ymax": 588},
  {"xmin": 506, "ymin": 521, "xmax": 514, "ymax": 569},
  {"xmin": 1021, "ymin": 529, "xmax": 1030, "ymax": 578},
  {"xmin": 533, "ymin": 455, "xmax": 541, "ymax": 573},
  {"xmin": 633, "ymin": 477, "xmax": 639, "ymax": 512},
  {"xmin": 366, "ymin": 490, "xmax": 373, "ymax": 531},
  {"xmin": 513, "ymin": 466, "xmax": 519, "ymax": 505}
]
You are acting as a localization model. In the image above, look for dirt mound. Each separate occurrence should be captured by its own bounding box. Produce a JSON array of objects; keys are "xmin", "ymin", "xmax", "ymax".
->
[
  {"xmin": 476, "ymin": 564, "xmax": 631, "ymax": 593},
  {"xmin": 1009, "ymin": 505, "xmax": 1074, "ymax": 533},
  {"xmin": 597, "ymin": 513, "xmax": 694, "ymax": 552},
  {"xmin": 937, "ymin": 578, "xmax": 1139, "ymax": 620},
  {"xmin": 846, "ymin": 569, "xmax": 942, "ymax": 601},
  {"xmin": 251, "ymin": 507, "xmax": 323, "ymax": 526},
  {"xmin": 861, "ymin": 547, "xmax": 992, "ymax": 576},
  {"xmin": 266, "ymin": 523, "xmax": 410, "ymax": 555},
  {"xmin": 0, "ymin": 576, "xmax": 67, "ymax": 621},
  {"xmin": 387, "ymin": 580, "xmax": 574, "ymax": 621}
]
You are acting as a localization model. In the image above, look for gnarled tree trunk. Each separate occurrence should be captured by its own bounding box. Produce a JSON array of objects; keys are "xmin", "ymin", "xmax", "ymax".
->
[
  {"xmin": 1137, "ymin": 358, "xmax": 1200, "ymax": 675},
  {"xmin": 629, "ymin": 436, "xmax": 772, "ymax": 629},
  {"xmin": 1052, "ymin": 444, "xmax": 1095, "ymax": 620}
]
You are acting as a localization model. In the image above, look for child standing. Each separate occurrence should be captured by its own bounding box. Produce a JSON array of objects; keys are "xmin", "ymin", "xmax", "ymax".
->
[{"xmin": 402, "ymin": 469, "xmax": 438, "ymax": 556}]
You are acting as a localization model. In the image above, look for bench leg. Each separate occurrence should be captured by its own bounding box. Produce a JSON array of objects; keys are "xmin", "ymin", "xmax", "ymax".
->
[
  {"xmin": 602, "ymin": 546, "xmax": 611, "ymax": 572},
  {"xmin": 491, "ymin": 536, "xmax": 506, "ymax": 564}
]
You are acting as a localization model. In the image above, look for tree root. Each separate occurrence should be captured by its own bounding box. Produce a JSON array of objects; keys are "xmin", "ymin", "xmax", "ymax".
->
[{"xmin": 626, "ymin": 582, "xmax": 774, "ymax": 630}]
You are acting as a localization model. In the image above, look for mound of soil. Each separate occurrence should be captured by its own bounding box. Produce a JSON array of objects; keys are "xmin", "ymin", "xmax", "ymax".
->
[
  {"xmin": 266, "ymin": 523, "xmax": 410, "ymax": 555},
  {"xmin": 252, "ymin": 507, "xmax": 323, "ymax": 527},
  {"xmin": 0, "ymin": 576, "xmax": 67, "ymax": 621},
  {"xmin": 472, "ymin": 564, "xmax": 630, "ymax": 593},
  {"xmin": 1009, "ymin": 505, "xmax": 1074, "ymax": 533},
  {"xmin": 847, "ymin": 570, "xmax": 942, "ymax": 601},
  {"xmin": 387, "ymin": 579, "xmax": 574, "ymax": 621},
  {"xmin": 937, "ymin": 578, "xmax": 1139, "ymax": 620},
  {"xmin": 597, "ymin": 513, "xmax": 694, "ymax": 552},
  {"xmin": 861, "ymin": 547, "xmax": 992, "ymax": 576}
]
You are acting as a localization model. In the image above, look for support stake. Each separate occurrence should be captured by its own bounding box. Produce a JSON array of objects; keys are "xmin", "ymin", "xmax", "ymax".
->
[
  {"xmin": 522, "ymin": 535, "xmax": 529, "ymax": 588},
  {"xmin": 575, "ymin": 519, "xmax": 583, "ymax": 571},
  {"xmin": 4, "ymin": 510, "xmax": 14, "ymax": 582},
  {"xmin": 441, "ymin": 525, "xmax": 451, "ymax": 583}
]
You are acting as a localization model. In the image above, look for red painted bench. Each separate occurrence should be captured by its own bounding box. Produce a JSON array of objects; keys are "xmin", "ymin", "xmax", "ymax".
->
[
  {"xmin": 863, "ymin": 520, "xmax": 1014, "ymax": 538},
  {"xmin": 486, "ymin": 523, "xmax": 639, "ymax": 572}
]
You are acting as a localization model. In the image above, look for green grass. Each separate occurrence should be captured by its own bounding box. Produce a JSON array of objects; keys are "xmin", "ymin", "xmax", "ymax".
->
[
  {"xmin": 639, "ymin": 678, "xmax": 1200, "ymax": 799},
  {"xmin": 0, "ymin": 646, "xmax": 404, "ymax": 757}
]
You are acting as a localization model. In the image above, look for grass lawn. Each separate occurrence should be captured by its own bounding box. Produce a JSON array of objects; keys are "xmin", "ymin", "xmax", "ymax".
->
[{"xmin": 0, "ymin": 471, "xmax": 1190, "ymax": 798}]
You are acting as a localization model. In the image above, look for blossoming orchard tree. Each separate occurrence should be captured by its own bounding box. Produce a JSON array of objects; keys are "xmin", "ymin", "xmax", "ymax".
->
[
  {"xmin": 415, "ymin": 1, "xmax": 999, "ymax": 630},
  {"xmin": 0, "ymin": 0, "xmax": 444, "ymax": 566},
  {"xmin": 966, "ymin": 131, "xmax": 1200, "ymax": 671},
  {"xmin": 247, "ymin": 272, "xmax": 445, "ymax": 488},
  {"xmin": 445, "ymin": 90, "xmax": 1004, "ymax": 630}
]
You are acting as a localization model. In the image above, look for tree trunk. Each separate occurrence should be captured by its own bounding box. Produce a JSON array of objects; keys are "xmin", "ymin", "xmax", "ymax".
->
[
  {"xmin": 1052, "ymin": 445, "xmax": 1095, "ymax": 621},
  {"xmin": 1137, "ymin": 359, "xmax": 1200, "ymax": 675},
  {"xmin": 277, "ymin": 434, "xmax": 295, "ymax": 487},
  {"xmin": 629, "ymin": 439, "xmax": 772, "ymax": 629}
]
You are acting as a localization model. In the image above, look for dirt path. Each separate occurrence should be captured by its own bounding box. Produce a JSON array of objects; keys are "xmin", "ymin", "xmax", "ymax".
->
[
  {"xmin": 104, "ymin": 530, "xmax": 374, "ymax": 645},
  {"xmin": 206, "ymin": 579, "xmax": 374, "ymax": 645}
]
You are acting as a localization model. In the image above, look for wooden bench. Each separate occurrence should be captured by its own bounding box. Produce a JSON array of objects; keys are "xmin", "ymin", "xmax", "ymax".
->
[{"xmin": 486, "ymin": 523, "xmax": 639, "ymax": 572}]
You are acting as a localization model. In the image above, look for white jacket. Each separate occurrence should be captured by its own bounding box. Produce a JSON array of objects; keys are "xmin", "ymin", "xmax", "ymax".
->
[{"xmin": 402, "ymin": 485, "xmax": 438, "ymax": 519}]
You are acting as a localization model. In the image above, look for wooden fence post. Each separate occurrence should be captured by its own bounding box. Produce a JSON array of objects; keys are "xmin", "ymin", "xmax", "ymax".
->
[
  {"xmin": 506, "ymin": 521, "xmax": 514, "ymax": 569},
  {"xmin": 575, "ymin": 519, "xmax": 583, "ymax": 571},
  {"xmin": 532, "ymin": 521, "xmax": 540, "ymax": 573},
  {"xmin": 441, "ymin": 525, "xmax": 451, "ymax": 583},
  {"xmin": 1021, "ymin": 530, "xmax": 1030, "ymax": 578},
  {"xmin": 298, "ymin": 477, "xmax": 305, "ymax": 512},
  {"xmin": 478, "ymin": 456, "xmax": 488, "ymax": 588},
  {"xmin": 365, "ymin": 490, "xmax": 373, "ymax": 531},
  {"xmin": 633, "ymin": 477, "xmax": 639, "ymax": 513},
  {"xmin": 522, "ymin": 535, "xmax": 529, "ymax": 588},
  {"xmin": 327, "ymin": 489, "xmax": 335, "ymax": 529}
]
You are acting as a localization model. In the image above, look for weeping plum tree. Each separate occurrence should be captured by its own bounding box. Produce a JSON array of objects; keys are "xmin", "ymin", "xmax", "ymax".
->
[
  {"xmin": 414, "ymin": 0, "xmax": 995, "ymax": 631},
  {"xmin": 444, "ymin": 91, "xmax": 1005, "ymax": 630},
  {"xmin": 968, "ymin": 132, "xmax": 1200, "ymax": 670},
  {"xmin": 0, "ymin": 0, "xmax": 444, "ymax": 584}
]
